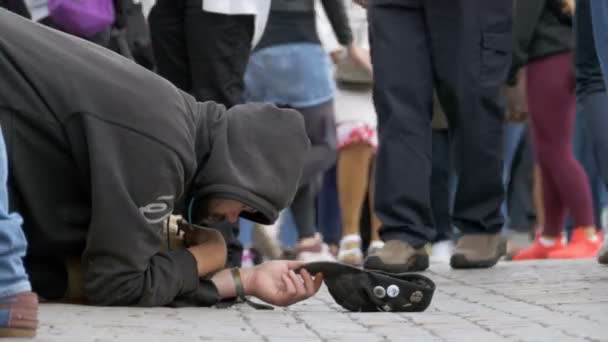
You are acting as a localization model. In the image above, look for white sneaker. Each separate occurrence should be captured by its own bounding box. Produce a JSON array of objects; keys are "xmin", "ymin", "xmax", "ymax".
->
[
  {"xmin": 296, "ymin": 233, "xmax": 336, "ymax": 262},
  {"xmin": 430, "ymin": 240, "xmax": 455, "ymax": 263},
  {"xmin": 338, "ymin": 234, "xmax": 363, "ymax": 266}
]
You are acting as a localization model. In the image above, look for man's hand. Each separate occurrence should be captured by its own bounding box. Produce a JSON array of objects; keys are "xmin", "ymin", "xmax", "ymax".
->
[{"xmin": 242, "ymin": 261, "xmax": 323, "ymax": 307}]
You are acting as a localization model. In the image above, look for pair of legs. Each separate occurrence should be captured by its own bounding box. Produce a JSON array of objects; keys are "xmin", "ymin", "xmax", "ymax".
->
[
  {"xmin": 290, "ymin": 100, "xmax": 338, "ymax": 260},
  {"xmin": 513, "ymin": 53, "xmax": 601, "ymax": 261},
  {"xmin": 365, "ymin": 0, "xmax": 511, "ymax": 271},
  {"xmin": 148, "ymin": 0, "xmax": 253, "ymax": 266},
  {"xmin": 0, "ymin": 126, "xmax": 37, "ymax": 337},
  {"xmin": 148, "ymin": 0, "xmax": 254, "ymax": 106},
  {"xmin": 527, "ymin": 53, "xmax": 595, "ymax": 238}
]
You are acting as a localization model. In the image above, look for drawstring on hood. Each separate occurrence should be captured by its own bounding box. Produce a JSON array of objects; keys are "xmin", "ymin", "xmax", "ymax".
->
[{"xmin": 187, "ymin": 102, "xmax": 310, "ymax": 225}]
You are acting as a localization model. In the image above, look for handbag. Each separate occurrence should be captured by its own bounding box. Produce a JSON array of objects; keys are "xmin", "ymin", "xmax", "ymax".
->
[{"xmin": 48, "ymin": 0, "xmax": 115, "ymax": 38}]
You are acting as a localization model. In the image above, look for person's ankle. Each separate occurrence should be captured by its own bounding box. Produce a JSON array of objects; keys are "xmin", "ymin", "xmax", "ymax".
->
[{"xmin": 577, "ymin": 226, "xmax": 599, "ymax": 241}]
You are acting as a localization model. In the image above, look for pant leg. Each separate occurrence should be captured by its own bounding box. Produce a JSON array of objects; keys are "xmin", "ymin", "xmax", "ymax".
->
[
  {"xmin": 369, "ymin": 0, "xmax": 435, "ymax": 248},
  {"xmin": 569, "ymin": 104, "xmax": 605, "ymax": 234},
  {"xmin": 508, "ymin": 131, "xmax": 537, "ymax": 230},
  {"xmin": 591, "ymin": 0, "xmax": 608, "ymax": 89},
  {"xmin": 501, "ymin": 122, "xmax": 526, "ymax": 233},
  {"xmin": 0, "ymin": 126, "xmax": 31, "ymax": 297},
  {"xmin": 148, "ymin": 0, "xmax": 190, "ymax": 92},
  {"xmin": 427, "ymin": 0, "xmax": 511, "ymax": 235},
  {"xmin": 431, "ymin": 129, "xmax": 452, "ymax": 242},
  {"xmin": 295, "ymin": 100, "xmax": 338, "ymax": 186},
  {"xmin": 184, "ymin": 0, "xmax": 254, "ymax": 106},
  {"xmin": 291, "ymin": 184, "xmax": 317, "ymax": 240},
  {"xmin": 576, "ymin": 0, "xmax": 608, "ymax": 190},
  {"xmin": 317, "ymin": 166, "xmax": 342, "ymax": 246}
]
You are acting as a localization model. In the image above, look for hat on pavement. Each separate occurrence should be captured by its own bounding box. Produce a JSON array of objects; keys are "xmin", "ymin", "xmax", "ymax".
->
[{"xmin": 296, "ymin": 262, "xmax": 436, "ymax": 312}]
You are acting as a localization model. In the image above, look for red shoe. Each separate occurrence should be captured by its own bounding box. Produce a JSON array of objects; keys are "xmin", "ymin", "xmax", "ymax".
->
[
  {"xmin": 512, "ymin": 235, "xmax": 564, "ymax": 261},
  {"xmin": 548, "ymin": 228, "xmax": 602, "ymax": 259}
]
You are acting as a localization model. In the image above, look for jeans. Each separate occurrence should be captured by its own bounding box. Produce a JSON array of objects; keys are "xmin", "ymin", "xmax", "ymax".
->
[
  {"xmin": 564, "ymin": 110, "xmax": 607, "ymax": 236},
  {"xmin": 570, "ymin": 0, "xmax": 608, "ymax": 235},
  {"xmin": 244, "ymin": 43, "xmax": 335, "ymax": 108},
  {"xmin": 591, "ymin": 0, "xmax": 608, "ymax": 90},
  {"xmin": 0, "ymin": 127, "xmax": 30, "ymax": 297},
  {"xmin": 317, "ymin": 165, "xmax": 342, "ymax": 246},
  {"xmin": 502, "ymin": 122, "xmax": 526, "ymax": 233}
]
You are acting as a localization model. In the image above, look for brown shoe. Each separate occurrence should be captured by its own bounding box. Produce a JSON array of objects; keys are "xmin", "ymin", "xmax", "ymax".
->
[
  {"xmin": 450, "ymin": 233, "xmax": 507, "ymax": 269},
  {"xmin": 0, "ymin": 292, "xmax": 38, "ymax": 338},
  {"xmin": 363, "ymin": 240, "xmax": 429, "ymax": 273}
]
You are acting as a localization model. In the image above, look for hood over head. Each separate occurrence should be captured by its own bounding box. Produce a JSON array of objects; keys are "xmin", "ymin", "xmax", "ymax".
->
[{"xmin": 187, "ymin": 102, "xmax": 309, "ymax": 225}]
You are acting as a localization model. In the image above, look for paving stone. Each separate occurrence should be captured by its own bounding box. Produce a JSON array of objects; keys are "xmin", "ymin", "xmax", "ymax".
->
[{"xmin": 23, "ymin": 259, "xmax": 608, "ymax": 342}]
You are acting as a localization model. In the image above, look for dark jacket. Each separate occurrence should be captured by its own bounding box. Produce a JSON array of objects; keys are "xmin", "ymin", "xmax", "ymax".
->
[
  {"xmin": 0, "ymin": 10, "xmax": 309, "ymax": 306},
  {"xmin": 256, "ymin": 0, "xmax": 353, "ymax": 51},
  {"xmin": 509, "ymin": 0, "xmax": 573, "ymax": 83}
]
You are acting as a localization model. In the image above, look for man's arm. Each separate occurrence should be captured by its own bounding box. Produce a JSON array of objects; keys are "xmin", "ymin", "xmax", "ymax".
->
[{"xmin": 78, "ymin": 115, "xmax": 212, "ymax": 307}]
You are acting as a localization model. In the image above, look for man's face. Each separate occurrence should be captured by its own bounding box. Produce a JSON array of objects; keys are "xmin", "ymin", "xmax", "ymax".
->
[{"xmin": 198, "ymin": 198, "xmax": 256, "ymax": 225}]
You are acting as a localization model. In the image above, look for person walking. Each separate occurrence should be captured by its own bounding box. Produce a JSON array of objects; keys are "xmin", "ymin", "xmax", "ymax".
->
[{"xmin": 511, "ymin": 0, "xmax": 602, "ymax": 261}]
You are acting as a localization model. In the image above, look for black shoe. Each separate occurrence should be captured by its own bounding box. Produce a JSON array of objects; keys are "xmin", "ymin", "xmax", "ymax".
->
[{"xmin": 363, "ymin": 240, "xmax": 429, "ymax": 273}]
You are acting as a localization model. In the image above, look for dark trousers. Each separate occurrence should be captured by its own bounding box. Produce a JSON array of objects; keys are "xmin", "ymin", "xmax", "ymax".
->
[
  {"xmin": 575, "ymin": 0, "xmax": 608, "ymax": 188},
  {"xmin": 430, "ymin": 129, "xmax": 455, "ymax": 242},
  {"xmin": 148, "ymin": 0, "xmax": 254, "ymax": 106},
  {"xmin": 290, "ymin": 100, "xmax": 337, "ymax": 240},
  {"xmin": 369, "ymin": 0, "xmax": 511, "ymax": 247},
  {"xmin": 148, "ymin": 0, "xmax": 253, "ymax": 266}
]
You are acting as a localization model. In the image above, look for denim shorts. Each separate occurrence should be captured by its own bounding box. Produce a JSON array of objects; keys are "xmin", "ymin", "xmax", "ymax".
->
[{"xmin": 243, "ymin": 43, "xmax": 335, "ymax": 108}]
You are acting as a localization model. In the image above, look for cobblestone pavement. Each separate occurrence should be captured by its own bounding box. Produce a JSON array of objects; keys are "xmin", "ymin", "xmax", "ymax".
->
[{"xmin": 20, "ymin": 260, "xmax": 608, "ymax": 342}]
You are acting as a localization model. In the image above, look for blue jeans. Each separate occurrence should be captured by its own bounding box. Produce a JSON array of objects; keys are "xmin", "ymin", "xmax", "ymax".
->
[
  {"xmin": 244, "ymin": 43, "xmax": 335, "ymax": 107},
  {"xmin": 502, "ymin": 122, "xmax": 526, "ymax": 234},
  {"xmin": 0, "ymin": 127, "xmax": 31, "ymax": 297},
  {"xmin": 591, "ymin": 0, "xmax": 608, "ymax": 90},
  {"xmin": 565, "ymin": 110, "xmax": 607, "ymax": 236},
  {"xmin": 570, "ymin": 0, "xmax": 608, "ymax": 236},
  {"xmin": 317, "ymin": 165, "xmax": 342, "ymax": 246}
]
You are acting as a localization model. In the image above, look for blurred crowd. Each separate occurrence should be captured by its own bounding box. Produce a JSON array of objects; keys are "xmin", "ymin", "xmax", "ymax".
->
[
  {"xmin": 1, "ymin": 0, "xmax": 608, "ymax": 337},
  {"xmin": 2, "ymin": 0, "xmax": 608, "ymax": 270}
]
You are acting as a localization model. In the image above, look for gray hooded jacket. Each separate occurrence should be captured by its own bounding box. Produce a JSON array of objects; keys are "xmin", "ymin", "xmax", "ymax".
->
[{"xmin": 0, "ymin": 10, "xmax": 309, "ymax": 306}]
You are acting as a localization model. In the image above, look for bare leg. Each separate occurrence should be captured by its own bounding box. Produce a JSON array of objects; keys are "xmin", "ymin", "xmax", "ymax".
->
[{"xmin": 337, "ymin": 142, "xmax": 375, "ymax": 264}]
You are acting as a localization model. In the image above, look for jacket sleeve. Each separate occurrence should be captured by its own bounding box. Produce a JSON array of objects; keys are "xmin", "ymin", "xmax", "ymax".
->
[
  {"xmin": 77, "ymin": 115, "xmax": 219, "ymax": 307},
  {"xmin": 508, "ymin": 0, "xmax": 546, "ymax": 84},
  {"xmin": 321, "ymin": 0, "xmax": 353, "ymax": 46}
]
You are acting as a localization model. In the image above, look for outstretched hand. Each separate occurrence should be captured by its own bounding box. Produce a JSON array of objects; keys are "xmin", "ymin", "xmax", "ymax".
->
[{"xmin": 244, "ymin": 261, "xmax": 323, "ymax": 307}]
